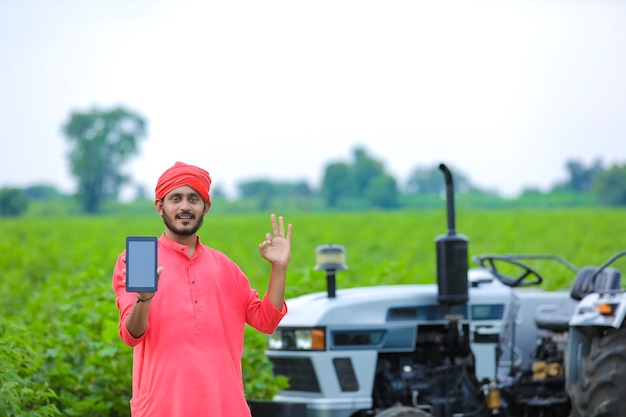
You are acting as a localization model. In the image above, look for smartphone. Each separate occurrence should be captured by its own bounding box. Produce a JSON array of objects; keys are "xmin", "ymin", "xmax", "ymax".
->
[{"xmin": 125, "ymin": 236, "xmax": 158, "ymax": 292}]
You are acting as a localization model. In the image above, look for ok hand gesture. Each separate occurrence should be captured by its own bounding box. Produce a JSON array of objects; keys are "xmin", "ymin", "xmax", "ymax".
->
[{"xmin": 258, "ymin": 214, "xmax": 292, "ymax": 267}]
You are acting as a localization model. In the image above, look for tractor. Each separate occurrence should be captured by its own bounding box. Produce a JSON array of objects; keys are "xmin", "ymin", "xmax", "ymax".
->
[{"xmin": 250, "ymin": 164, "xmax": 626, "ymax": 417}]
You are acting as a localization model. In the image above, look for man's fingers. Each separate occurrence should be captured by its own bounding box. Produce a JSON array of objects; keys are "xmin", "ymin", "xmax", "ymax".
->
[
  {"xmin": 278, "ymin": 215, "xmax": 285, "ymax": 236},
  {"xmin": 270, "ymin": 213, "xmax": 288, "ymax": 237},
  {"xmin": 270, "ymin": 213, "xmax": 279, "ymax": 236}
]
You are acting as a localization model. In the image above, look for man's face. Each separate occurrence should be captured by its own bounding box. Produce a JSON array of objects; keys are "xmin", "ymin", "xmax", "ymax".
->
[{"xmin": 156, "ymin": 185, "xmax": 210, "ymax": 236}]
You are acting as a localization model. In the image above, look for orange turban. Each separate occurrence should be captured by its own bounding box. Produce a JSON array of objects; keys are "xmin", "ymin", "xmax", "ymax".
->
[{"xmin": 155, "ymin": 161, "xmax": 212, "ymax": 201}]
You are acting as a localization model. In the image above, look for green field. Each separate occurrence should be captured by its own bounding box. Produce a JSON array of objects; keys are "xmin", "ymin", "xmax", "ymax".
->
[{"xmin": 1, "ymin": 207, "xmax": 626, "ymax": 416}]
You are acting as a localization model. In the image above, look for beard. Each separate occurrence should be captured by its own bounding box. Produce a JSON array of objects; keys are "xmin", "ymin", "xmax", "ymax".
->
[{"xmin": 162, "ymin": 210, "xmax": 205, "ymax": 236}]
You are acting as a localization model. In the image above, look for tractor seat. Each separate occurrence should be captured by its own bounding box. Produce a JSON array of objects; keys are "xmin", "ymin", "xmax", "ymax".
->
[
  {"xmin": 570, "ymin": 266, "xmax": 622, "ymax": 301},
  {"xmin": 534, "ymin": 305, "xmax": 571, "ymax": 333}
]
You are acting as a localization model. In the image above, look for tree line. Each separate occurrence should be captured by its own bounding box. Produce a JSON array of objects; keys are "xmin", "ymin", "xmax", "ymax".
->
[{"xmin": 1, "ymin": 106, "xmax": 625, "ymax": 216}]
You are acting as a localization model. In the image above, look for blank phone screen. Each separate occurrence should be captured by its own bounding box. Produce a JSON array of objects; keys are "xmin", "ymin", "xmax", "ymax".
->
[{"xmin": 126, "ymin": 237, "xmax": 158, "ymax": 292}]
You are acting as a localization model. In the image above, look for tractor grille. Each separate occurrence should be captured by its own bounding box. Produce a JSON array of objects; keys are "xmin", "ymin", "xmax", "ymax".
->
[
  {"xmin": 333, "ymin": 358, "xmax": 359, "ymax": 392},
  {"xmin": 269, "ymin": 357, "xmax": 321, "ymax": 392}
]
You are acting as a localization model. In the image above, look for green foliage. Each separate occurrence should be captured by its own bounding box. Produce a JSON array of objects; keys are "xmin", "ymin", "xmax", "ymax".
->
[
  {"xmin": 23, "ymin": 185, "xmax": 65, "ymax": 200},
  {"xmin": 0, "ymin": 320, "xmax": 61, "ymax": 416},
  {"xmin": 62, "ymin": 106, "xmax": 147, "ymax": 214},
  {"xmin": 0, "ymin": 187, "xmax": 29, "ymax": 217},
  {"xmin": 351, "ymin": 146, "xmax": 385, "ymax": 196},
  {"xmin": 242, "ymin": 328, "xmax": 289, "ymax": 397},
  {"xmin": 556, "ymin": 158, "xmax": 604, "ymax": 193},
  {"xmin": 592, "ymin": 163, "xmax": 626, "ymax": 206},
  {"xmin": 321, "ymin": 161, "xmax": 352, "ymax": 208},
  {"xmin": 235, "ymin": 180, "xmax": 314, "ymax": 211},
  {"xmin": 238, "ymin": 180, "xmax": 275, "ymax": 210},
  {"xmin": 365, "ymin": 174, "xmax": 400, "ymax": 209},
  {"xmin": 26, "ymin": 267, "xmax": 131, "ymax": 416},
  {"xmin": 0, "ymin": 218, "xmax": 136, "ymax": 415},
  {"xmin": 320, "ymin": 146, "xmax": 397, "ymax": 209},
  {"xmin": 8, "ymin": 155, "xmax": 626, "ymax": 215}
]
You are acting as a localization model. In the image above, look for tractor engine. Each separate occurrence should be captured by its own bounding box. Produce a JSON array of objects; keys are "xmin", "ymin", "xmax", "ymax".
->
[
  {"xmin": 502, "ymin": 329, "xmax": 571, "ymax": 417},
  {"xmin": 372, "ymin": 322, "xmax": 486, "ymax": 416},
  {"xmin": 368, "ymin": 164, "xmax": 486, "ymax": 416}
]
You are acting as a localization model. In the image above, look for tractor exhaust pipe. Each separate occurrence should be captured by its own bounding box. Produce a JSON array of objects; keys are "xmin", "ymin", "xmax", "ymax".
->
[{"xmin": 436, "ymin": 163, "xmax": 469, "ymax": 305}]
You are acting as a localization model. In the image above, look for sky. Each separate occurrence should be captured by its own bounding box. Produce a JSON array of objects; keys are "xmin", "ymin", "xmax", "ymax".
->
[{"xmin": 1, "ymin": 0, "xmax": 625, "ymax": 198}]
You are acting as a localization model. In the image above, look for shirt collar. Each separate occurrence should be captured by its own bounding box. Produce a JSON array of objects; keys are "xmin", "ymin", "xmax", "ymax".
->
[{"xmin": 159, "ymin": 233, "xmax": 203, "ymax": 255}]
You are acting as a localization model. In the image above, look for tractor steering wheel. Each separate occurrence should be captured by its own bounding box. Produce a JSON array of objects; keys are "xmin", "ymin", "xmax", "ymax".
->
[{"xmin": 473, "ymin": 255, "xmax": 543, "ymax": 287}]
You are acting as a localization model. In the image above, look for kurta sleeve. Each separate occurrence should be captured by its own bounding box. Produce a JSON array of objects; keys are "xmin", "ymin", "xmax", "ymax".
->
[
  {"xmin": 245, "ymin": 290, "xmax": 287, "ymax": 334},
  {"xmin": 112, "ymin": 252, "xmax": 150, "ymax": 347}
]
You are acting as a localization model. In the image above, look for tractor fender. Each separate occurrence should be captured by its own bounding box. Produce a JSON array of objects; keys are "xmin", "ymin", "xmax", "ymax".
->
[{"xmin": 568, "ymin": 292, "xmax": 626, "ymax": 329}]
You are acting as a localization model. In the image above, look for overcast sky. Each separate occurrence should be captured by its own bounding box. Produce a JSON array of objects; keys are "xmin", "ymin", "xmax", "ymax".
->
[{"xmin": 1, "ymin": 0, "xmax": 625, "ymax": 198}]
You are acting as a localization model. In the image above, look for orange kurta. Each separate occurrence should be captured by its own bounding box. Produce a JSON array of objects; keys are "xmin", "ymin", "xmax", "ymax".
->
[{"xmin": 112, "ymin": 234, "xmax": 287, "ymax": 417}]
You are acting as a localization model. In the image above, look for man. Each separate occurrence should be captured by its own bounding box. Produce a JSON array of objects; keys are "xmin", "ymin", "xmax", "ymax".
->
[{"xmin": 112, "ymin": 161, "xmax": 292, "ymax": 417}]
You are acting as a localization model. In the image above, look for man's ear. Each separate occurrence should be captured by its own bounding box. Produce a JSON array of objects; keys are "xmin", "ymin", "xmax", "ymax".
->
[
  {"xmin": 155, "ymin": 199, "xmax": 163, "ymax": 214},
  {"xmin": 204, "ymin": 201, "xmax": 211, "ymax": 214}
]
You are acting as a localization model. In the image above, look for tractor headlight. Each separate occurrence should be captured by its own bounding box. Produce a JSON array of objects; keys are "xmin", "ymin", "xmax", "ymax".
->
[{"xmin": 268, "ymin": 328, "xmax": 326, "ymax": 351}]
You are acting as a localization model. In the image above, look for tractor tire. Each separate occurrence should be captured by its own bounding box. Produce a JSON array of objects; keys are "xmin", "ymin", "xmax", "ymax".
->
[
  {"xmin": 569, "ymin": 326, "xmax": 626, "ymax": 417},
  {"xmin": 375, "ymin": 406, "xmax": 431, "ymax": 417}
]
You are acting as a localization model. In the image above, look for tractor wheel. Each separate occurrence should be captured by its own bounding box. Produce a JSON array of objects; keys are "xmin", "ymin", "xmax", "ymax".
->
[
  {"xmin": 375, "ymin": 406, "xmax": 431, "ymax": 417},
  {"xmin": 569, "ymin": 326, "xmax": 626, "ymax": 417}
]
